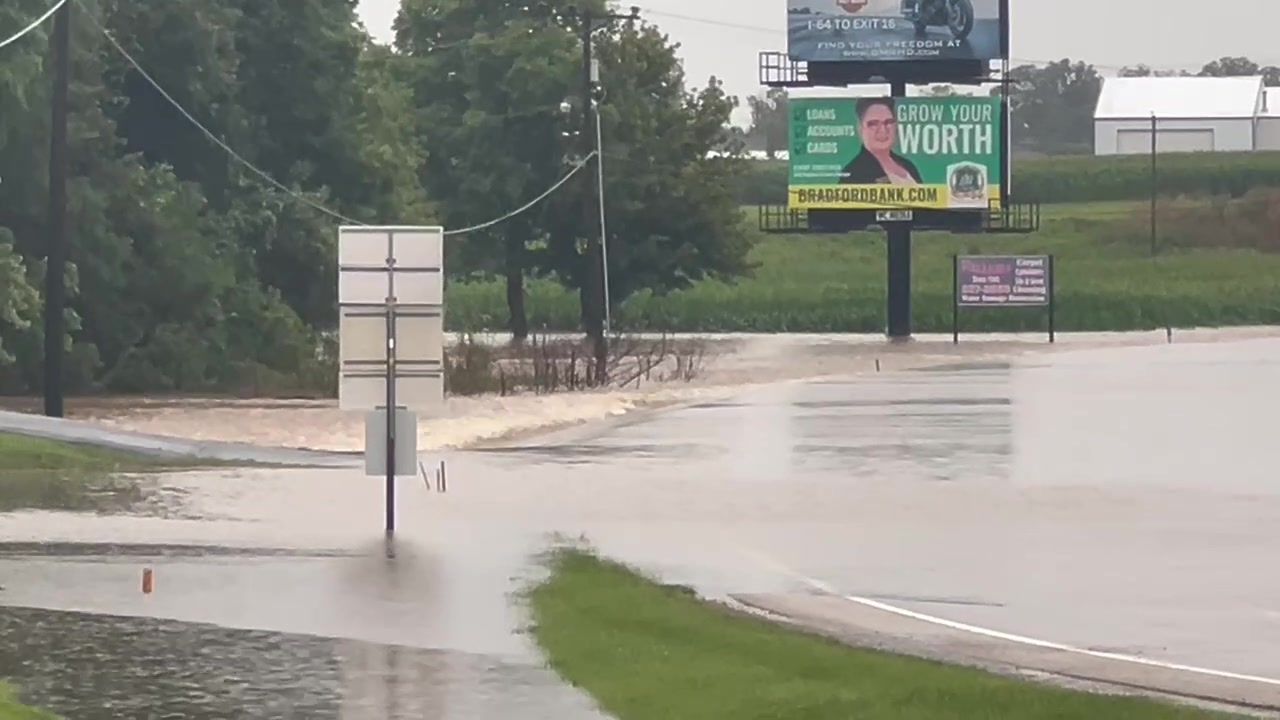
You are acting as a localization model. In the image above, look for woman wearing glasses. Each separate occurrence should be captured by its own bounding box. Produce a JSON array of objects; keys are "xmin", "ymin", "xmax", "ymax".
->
[{"xmin": 839, "ymin": 97, "xmax": 923, "ymax": 185}]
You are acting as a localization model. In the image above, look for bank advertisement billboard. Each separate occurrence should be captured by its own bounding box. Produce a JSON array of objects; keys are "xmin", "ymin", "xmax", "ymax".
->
[
  {"xmin": 787, "ymin": 0, "xmax": 1007, "ymax": 63},
  {"xmin": 788, "ymin": 95, "xmax": 1002, "ymax": 211}
]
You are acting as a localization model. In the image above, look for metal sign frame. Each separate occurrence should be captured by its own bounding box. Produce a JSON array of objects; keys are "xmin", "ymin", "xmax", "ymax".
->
[
  {"xmin": 951, "ymin": 253, "xmax": 1055, "ymax": 344},
  {"xmin": 337, "ymin": 225, "xmax": 445, "ymax": 537}
]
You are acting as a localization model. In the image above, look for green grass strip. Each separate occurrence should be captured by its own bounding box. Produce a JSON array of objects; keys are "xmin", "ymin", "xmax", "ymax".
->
[
  {"xmin": 0, "ymin": 683, "xmax": 57, "ymax": 720},
  {"xmin": 528, "ymin": 550, "xmax": 1238, "ymax": 719},
  {"xmin": 0, "ymin": 432, "xmax": 182, "ymax": 472}
]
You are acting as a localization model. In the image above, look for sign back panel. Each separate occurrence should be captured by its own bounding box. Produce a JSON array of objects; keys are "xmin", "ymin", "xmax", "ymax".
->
[
  {"xmin": 788, "ymin": 95, "xmax": 1002, "ymax": 210},
  {"xmin": 787, "ymin": 0, "xmax": 1006, "ymax": 63}
]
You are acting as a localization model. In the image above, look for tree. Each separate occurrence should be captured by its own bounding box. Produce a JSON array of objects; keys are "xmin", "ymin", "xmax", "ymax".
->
[
  {"xmin": 100, "ymin": 0, "xmax": 432, "ymax": 330},
  {"xmin": 996, "ymin": 59, "xmax": 1102, "ymax": 155},
  {"xmin": 0, "ymin": 230, "xmax": 40, "ymax": 369},
  {"xmin": 0, "ymin": 0, "xmax": 54, "ymax": 371},
  {"xmin": 539, "ymin": 21, "xmax": 754, "ymax": 328},
  {"xmin": 0, "ymin": 0, "xmax": 749, "ymax": 395},
  {"xmin": 0, "ymin": 0, "xmax": 358, "ymax": 395},
  {"xmin": 746, "ymin": 87, "xmax": 788, "ymax": 158},
  {"xmin": 1199, "ymin": 55, "xmax": 1280, "ymax": 87},
  {"xmin": 395, "ymin": 0, "xmax": 587, "ymax": 340}
]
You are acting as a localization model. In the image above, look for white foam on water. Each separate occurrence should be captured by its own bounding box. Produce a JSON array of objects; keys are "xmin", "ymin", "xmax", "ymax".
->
[{"xmin": 50, "ymin": 328, "xmax": 1280, "ymax": 452}]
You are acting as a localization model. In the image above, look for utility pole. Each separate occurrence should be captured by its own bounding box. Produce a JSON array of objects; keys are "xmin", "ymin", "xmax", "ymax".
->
[
  {"xmin": 44, "ymin": 0, "xmax": 71, "ymax": 418},
  {"xmin": 575, "ymin": 4, "xmax": 638, "ymax": 383}
]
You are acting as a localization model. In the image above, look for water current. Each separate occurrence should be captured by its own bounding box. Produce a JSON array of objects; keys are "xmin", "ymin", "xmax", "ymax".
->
[{"xmin": 3, "ymin": 329, "xmax": 1279, "ymax": 717}]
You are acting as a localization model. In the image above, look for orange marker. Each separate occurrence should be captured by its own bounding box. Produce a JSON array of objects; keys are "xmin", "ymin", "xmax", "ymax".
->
[{"xmin": 142, "ymin": 568, "xmax": 154, "ymax": 594}]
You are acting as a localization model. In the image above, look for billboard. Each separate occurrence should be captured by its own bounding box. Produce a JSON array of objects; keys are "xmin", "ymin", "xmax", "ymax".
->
[
  {"xmin": 956, "ymin": 255, "xmax": 1049, "ymax": 306},
  {"xmin": 787, "ymin": 0, "xmax": 1006, "ymax": 63},
  {"xmin": 788, "ymin": 95, "xmax": 1002, "ymax": 210}
]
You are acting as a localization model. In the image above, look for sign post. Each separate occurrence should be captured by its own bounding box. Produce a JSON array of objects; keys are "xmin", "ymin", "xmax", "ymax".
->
[
  {"xmin": 953, "ymin": 254, "xmax": 1055, "ymax": 343},
  {"xmin": 338, "ymin": 226, "xmax": 445, "ymax": 539}
]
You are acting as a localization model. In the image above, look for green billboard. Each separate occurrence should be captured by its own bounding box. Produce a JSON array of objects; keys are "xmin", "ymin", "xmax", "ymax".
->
[{"xmin": 788, "ymin": 95, "xmax": 1003, "ymax": 210}]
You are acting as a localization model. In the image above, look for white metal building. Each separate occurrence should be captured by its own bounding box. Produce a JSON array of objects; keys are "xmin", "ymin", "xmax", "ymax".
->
[
  {"xmin": 1093, "ymin": 76, "xmax": 1268, "ymax": 155},
  {"xmin": 1257, "ymin": 87, "xmax": 1280, "ymax": 150}
]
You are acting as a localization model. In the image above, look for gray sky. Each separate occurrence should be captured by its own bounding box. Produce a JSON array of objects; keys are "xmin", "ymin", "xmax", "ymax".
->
[{"xmin": 358, "ymin": 0, "xmax": 1280, "ymax": 124}]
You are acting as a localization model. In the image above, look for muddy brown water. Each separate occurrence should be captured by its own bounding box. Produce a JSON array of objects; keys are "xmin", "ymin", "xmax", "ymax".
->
[{"xmin": 3, "ymin": 331, "xmax": 1280, "ymax": 716}]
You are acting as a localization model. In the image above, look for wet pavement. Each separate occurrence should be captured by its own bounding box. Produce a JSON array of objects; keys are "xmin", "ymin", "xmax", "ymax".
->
[{"xmin": 3, "ymin": 333, "xmax": 1280, "ymax": 714}]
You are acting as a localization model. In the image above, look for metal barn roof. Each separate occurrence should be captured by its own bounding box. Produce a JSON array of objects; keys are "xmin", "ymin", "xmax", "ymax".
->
[{"xmin": 1094, "ymin": 76, "xmax": 1264, "ymax": 120}]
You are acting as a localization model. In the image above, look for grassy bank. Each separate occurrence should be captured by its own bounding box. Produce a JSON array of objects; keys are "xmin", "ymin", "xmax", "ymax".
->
[
  {"xmin": 0, "ymin": 433, "xmax": 201, "ymax": 513},
  {"xmin": 0, "ymin": 683, "xmax": 56, "ymax": 720},
  {"xmin": 447, "ymin": 200, "xmax": 1280, "ymax": 333},
  {"xmin": 528, "ymin": 550, "xmax": 1234, "ymax": 719}
]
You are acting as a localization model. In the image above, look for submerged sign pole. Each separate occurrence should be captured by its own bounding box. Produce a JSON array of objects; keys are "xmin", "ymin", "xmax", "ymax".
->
[
  {"xmin": 384, "ymin": 291, "xmax": 397, "ymax": 536},
  {"xmin": 337, "ymin": 226, "xmax": 445, "ymax": 540}
]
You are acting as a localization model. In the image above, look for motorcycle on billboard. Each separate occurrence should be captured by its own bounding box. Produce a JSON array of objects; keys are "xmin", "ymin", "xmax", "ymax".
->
[{"xmin": 900, "ymin": 0, "xmax": 974, "ymax": 42}]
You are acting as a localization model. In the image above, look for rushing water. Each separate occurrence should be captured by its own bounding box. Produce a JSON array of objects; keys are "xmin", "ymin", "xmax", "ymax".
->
[{"xmin": 3, "ymin": 330, "xmax": 1280, "ymax": 715}]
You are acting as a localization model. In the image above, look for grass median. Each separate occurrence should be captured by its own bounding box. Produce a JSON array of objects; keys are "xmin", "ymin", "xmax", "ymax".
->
[
  {"xmin": 0, "ymin": 432, "xmax": 208, "ymax": 513},
  {"xmin": 0, "ymin": 683, "xmax": 56, "ymax": 720},
  {"xmin": 527, "ymin": 550, "xmax": 1238, "ymax": 719}
]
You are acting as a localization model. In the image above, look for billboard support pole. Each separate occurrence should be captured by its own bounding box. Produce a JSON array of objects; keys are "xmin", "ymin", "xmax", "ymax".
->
[
  {"xmin": 885, "ymin": 79, "xmax": 912, "ymax": 341},
  {"xmin": 952, "ymin": 254, "xmax": 959, "ymax": 344}
]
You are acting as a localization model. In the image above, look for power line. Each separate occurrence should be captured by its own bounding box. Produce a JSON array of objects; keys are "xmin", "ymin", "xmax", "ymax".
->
[
  {"xmin": 0, "ymin": 0, "xmax": 67, "ymax": 50},
  {"xmin": 442, "ymin": 153, "xmax": 595, "ymax": 236},
  {"xmin": 80, "ymin": 0, "xmax": 590, "ymax": 237},
  {"xmin": 80, "ymin": 2, "xmax": 365, "ymax": 225},
  {"xmin": 636, "ymin": 7, "xmax": 780, "ymax": 36}
]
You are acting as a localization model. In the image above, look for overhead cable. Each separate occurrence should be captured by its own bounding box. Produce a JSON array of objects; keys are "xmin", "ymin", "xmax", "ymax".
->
[
  {"xmin": 0, "ymin": 0, "xmax": 68, "ymax": 50},
  {"xmin": 82, "ymin": 0, "xmax": 589, "ymax": 236}
]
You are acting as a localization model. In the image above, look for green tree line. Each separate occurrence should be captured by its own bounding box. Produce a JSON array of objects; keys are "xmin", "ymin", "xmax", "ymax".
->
[{"xmin": 0, "ymin": 0, "xmax": 752, "ymax": 396}]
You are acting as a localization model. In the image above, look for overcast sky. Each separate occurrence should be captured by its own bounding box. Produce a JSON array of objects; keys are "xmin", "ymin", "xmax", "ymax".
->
[{"xmin": 358, "ymin": 0, "xmax": 1280, "ymax": 123}]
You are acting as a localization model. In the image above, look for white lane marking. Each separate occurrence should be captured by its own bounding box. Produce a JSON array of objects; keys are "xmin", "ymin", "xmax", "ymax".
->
[{"xmin": 747, "ymin": 551, "xmax": 1280, "ymax": 688}]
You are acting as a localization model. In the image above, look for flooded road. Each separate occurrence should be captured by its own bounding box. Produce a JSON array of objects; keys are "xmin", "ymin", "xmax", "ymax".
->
[{"xmin": 3, "ymin": 331, "xmax": 1280, "ymax": 715}]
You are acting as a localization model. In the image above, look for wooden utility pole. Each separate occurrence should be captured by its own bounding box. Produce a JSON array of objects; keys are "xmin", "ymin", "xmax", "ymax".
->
[
  {"xmin": 575, "ymin": 5, "xmax": 637, "ymax": 382},
  {"xmin": 44, "ymin": 0, "xmax": 70, "ymax": 418}
]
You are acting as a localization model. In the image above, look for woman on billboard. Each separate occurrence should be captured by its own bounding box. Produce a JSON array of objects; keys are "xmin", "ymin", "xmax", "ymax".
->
[{"xmin": 839, "ymin": 97, "xmax": 924, "ymax": 186}]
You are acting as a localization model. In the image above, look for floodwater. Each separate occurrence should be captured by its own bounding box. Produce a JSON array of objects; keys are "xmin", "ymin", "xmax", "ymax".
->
[{"xmin": 3, "ymin": 330, "xmax": 1280, "ymax": 716}]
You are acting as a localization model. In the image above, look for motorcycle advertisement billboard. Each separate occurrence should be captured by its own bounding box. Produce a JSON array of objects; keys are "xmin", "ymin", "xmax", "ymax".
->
[
  {"xmin": 787, "ymin": 0, "xmax": 1007, "ymax": 63},
  {"xmin": 788, "ymin": 95, "xmax": 1003, "ymax": 210}
]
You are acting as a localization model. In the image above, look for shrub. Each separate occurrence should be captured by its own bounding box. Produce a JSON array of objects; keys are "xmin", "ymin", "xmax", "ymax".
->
[
  {"xmin": 443, "ymin": 332, "xmax": 709, "ymax": 396},
  {"xmin": 1107, "ymin": 187, "xmax": 1280, "ymax": 253}
]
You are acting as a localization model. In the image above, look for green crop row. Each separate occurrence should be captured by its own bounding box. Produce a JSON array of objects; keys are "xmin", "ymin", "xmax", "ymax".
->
[
  {"xmin": 734, "ymin": 152, "xmax": 1280, "ymax": 206},
  {"xmin": 1012, "ymin": 151, "xmax": 1280, "ymax": 203},
  {"xmin": 444, "ymin": 213, "xmax": 1280, "ymax": 335}
]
